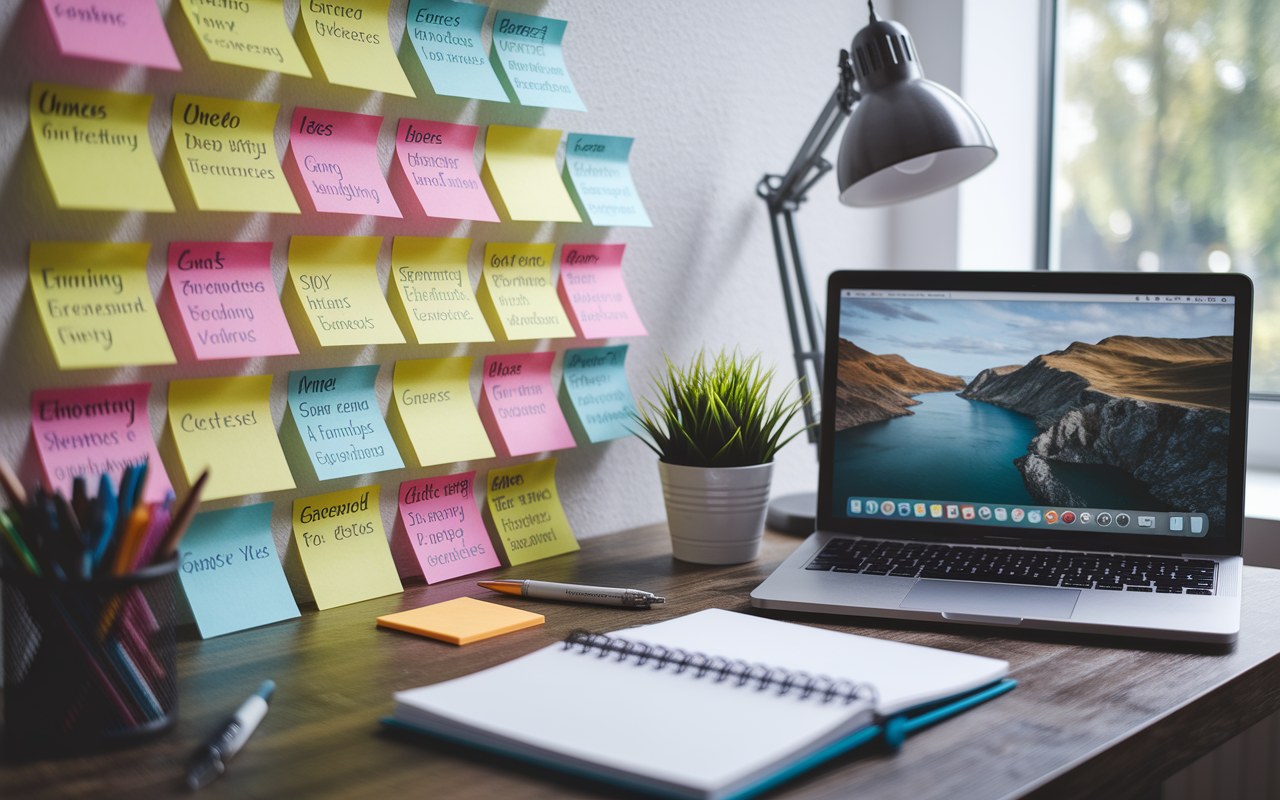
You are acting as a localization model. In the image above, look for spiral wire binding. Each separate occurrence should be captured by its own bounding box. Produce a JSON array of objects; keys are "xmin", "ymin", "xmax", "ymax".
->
[{"xmin": 562, "ymin": 630, "xmax": 878, "ymax": 706}]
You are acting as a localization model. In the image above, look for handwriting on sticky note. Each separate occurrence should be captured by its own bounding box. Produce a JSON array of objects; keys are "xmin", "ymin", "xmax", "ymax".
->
[
  {"xmin": 557, "ymin": 243, "xmax": 648, "ymax": 338},
  {"xmin": 387, "ymin": 237, "xmax": 493, "ymax": 344},
  {"xmin": 172, "ymin": 94, "xmax": 299, "ymax": 213},
  {"xmin": 388, "ymin": 357, "xmax": 494, "ymax": 466},
  {"xmin": 177, "ymin": 0, "xmax": 310, "ymax": 77},
  {"xmin": 167, "ymin": 374, "xmax": 295, "ymax": 501},
  {"xmin": 286, "ymin": 236, "xmax": 406, "ymax": 347},
  {"xmin": 165, "ymin": 241, "xmax": 298, "ymax": 360},
  {"xmin": 178, "ymin": 503, "xmax": 300, "ymax": 639},
  {"xmin": 397, "ymin": 471, "xmax": 499, "ymax": 583},
  {"xmin": 30, "ymin": 82, "xmax": 174, "ymax": 211},
  {"xmin": 286, "ymin": 365, "xmax": 404, "ymax": 480},
  {"xmin": 292, "ymin": 485, "xmax": 402, "ymax": 610},
  {"xmin": 31, "ymin": 382, "xmax": 172, "ymax": 504},
  {"xmin": 41, "ymin": 0, "xmax": 181, "ymax": 70},
  {"xmin": 562, "ymin": 134, "xmax": 652, "ymax": 227},
  {"xmin": 29, "ymin": 242, "xmax": 176, "ymax": 370},
  {"xmin": 298, "ymin": 0, "xmax": 414, "ymax": 96},
  {"xmin": 560, "ymin": 345, "xmax": 638, "ymax": 444},
  {"xmin": 480, "ymin": 125, "xmax": 580, "ymax": 222},
  {"xmin": 405, "ymin": 0, "xmax": 508, "ymax": 102},
  {"xmin": 485, "ymin": 458, "xmax": 579, "ymax": 566},
  {"xmin": 477, "ymin": 352, "xmax": 576, "ymax": 457},
  {"xmin": 475, "ymin": 243, "xmax": 574, "ymax": 341},
  {"xmin": 394, "ymin": 119, "xmax": 498, "ymax": 222},
  {"xmin": 289, "ymin": 107, "xmax": 401, "ymax": 218},
  {"xmin": 490, "ymin": 11, "xmax": 585, "ymax": 111}
]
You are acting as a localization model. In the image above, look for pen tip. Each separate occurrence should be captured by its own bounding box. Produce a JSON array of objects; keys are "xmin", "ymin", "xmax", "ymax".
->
[{"xmin": 256, "ymin": 680, "xmax": 276, "ymax": 701}]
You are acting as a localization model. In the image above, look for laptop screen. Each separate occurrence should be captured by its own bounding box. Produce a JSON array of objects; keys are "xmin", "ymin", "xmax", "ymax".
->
[{"xmin": 820, "ymin": 273, "xmax": 1253, "ymax": 555}]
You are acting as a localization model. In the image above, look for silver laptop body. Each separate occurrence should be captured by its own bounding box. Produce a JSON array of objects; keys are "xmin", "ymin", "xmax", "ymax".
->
[{"xmin": 752, "ymin": 271, "xmax": 1253, "ymax": 644}]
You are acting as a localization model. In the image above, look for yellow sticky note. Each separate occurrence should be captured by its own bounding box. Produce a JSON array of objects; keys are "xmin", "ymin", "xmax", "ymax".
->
[
  {"xmin": 285, "ymin": 236, "xmax": 406, "ymax": 347},
  {"xmin": 485, "ymin": 458, "xmax": 579, "ymax": 566},
  {"xmin": 30, "ymin": 242, "xmax": 176, "ymax": 370},
  {"xmin": 297, "ymin": 0, "xmax": 413, "ymax": 96},
  {"xmin": 388, "ymin": 357, "xmax": 495, "ymax": 467},
  {"xmin": 172, "ymin": 94, "xmax": 299, "ymax": 213},
  {"xmin": 167, "ymin": 375, "xmax": 296, "ymax": 501},
  {"xmin": 480, "ymin": 125, "xmax": 581, "ymax": 223},
  {"xmin": 292, "ymin": 485, "xmax": 403, "ymax": 610},
  {"xmin": 475, "ymin": 243, "xmax": 575, "ymax": 341},
  {"xmin": 377, "ymin": 597, "xmax": 543, "ymax": 645},
  {"xmin": 30, "ymin": 82, "xmax": 174, "ymax": 211},
  {"xmin": 178, "ymin": 0, "xmax": 310, "ymax": 77},
  {"xmin": 388, "ymin": 237, "xmax": 493, "ymax": 344}
]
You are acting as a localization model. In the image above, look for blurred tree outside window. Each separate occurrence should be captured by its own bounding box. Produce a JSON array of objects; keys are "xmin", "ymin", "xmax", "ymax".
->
[{"xmin": 1051, "ymin": 0, "xmax": 1279, "ymax": 392}]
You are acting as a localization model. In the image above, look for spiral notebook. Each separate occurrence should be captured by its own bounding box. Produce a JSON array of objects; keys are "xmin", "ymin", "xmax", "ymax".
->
[{"xmin": 387, "ymin": 609, "xmax": 1013, "ymax": 800}]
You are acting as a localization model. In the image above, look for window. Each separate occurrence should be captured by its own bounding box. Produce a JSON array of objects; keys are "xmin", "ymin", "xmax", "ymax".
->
[{"xmin": 1047, "ymin": 0, "xmax": 1280, "ymax": 395}]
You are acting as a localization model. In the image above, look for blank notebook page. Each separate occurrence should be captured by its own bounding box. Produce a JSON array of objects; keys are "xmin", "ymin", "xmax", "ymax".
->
[{"xmin": 393, "ymin": 609, "xmax": 1007, "ymax": 796}]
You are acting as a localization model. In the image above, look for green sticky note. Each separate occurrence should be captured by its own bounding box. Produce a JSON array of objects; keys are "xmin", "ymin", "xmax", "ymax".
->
[
  {"xmin": 284, "ymin": 365, "xmax": 404, "ymax": 481},
  {"xmin": 178, "ymin": 503, "xmax": 300, "ymax": 639},
  {"xmin": 560, "ymin": 345, "xmax": 638, "ymax": 444},
  {"xmin": 489, "ymin": 10, "xmax": 585, "ymax": 111},
  {"xmin": 405, "ymin": 0, "xmax": 508, "ymax": 102},
  {"xmin": 563, "ymin": 134, "xmax": 652, "ymax": 227}
]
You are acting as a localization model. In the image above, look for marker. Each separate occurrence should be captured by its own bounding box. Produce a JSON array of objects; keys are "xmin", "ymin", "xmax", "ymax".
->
[
  {"xmin": 478, "ymin": 579, "xmax": 666, "ymax": 609},
  {"xmin": 186, "ymin": 680, "xmax": 276, "ymax": 790}
]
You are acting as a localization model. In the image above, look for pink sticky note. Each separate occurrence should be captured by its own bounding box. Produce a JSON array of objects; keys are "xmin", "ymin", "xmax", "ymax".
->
[
  {"xmin": 41, "ymin": 0, "xmax": 181, "ymax": 71},
  {"xmin": 478, "ymin": 352, "xmax": 576, "ymax": 457},
  {"xmin": 162, "ymin": 242, "xmax": 298, "ymax": 360},
  {"xmin": 393, "ymin": 119, "xmax": 498, "ymax": 223},
  {"xmin": 395, "ymin": 472, "xmax": 500, "ymax": 583},
  {"xmin": 288, "ymin": 107, "xmax": 401, "ymax": 218},
  {"xmin": 31, "ymin": 383, "xmax": 172, "ymax": 504},
  {"xmin": 557, "ymin": 244, "xmax": 648, "ymax": 339}
]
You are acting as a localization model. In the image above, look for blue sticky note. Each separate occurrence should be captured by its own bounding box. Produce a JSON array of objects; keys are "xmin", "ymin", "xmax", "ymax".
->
[
  {"xmin": 490, "ymin": 11, "xmax": 586, "ymax": 111},
  {"xmin": 562, "ymin": 134, "xmax": 652, "ymax": 227},
  {"xmin": 177, "ymin": 503, "xmax": 300, "ymax": 639},
  {"xmin": 405, "ymin": 0, "xmax": 509, "ymax": 102},
  {"xmin": 286, "ymin": 365, "xmax": 405, "ymax": 481},
  {"xmin": 559, "ymin": 345, "xmax": 638, "ymax": 444}
]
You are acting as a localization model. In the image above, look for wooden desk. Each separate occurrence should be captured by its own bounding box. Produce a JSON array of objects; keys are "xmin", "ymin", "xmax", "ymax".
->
[{"xmin": 5, "ymin": 525, "xmax": 1280, "ymax": 800}]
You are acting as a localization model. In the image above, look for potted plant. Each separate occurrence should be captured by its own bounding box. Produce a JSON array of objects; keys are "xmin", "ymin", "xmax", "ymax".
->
[{"xmin": 632, "ymin": 350, "xmax": 811, "ymax": 564}]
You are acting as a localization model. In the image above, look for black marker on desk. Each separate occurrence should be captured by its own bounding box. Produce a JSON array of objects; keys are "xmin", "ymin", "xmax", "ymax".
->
[
  {"xmin": 479, "ymin": 579, "xmax": 666, "ymax": 608},
  {"xmin": 186, "ymin": 680, "xmax": 275, "ymax": 790}
]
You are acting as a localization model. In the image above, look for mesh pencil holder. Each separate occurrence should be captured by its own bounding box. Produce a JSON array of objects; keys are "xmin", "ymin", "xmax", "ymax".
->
[{"xmin": 2, "ymin": 554, "xmax": 179, "ymax": 756}]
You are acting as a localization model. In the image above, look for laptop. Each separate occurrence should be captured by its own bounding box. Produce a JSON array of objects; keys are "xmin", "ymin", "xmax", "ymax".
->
[{"xmin": 751, "ymin": 270, "xmax": 1253, "ymax": 643}]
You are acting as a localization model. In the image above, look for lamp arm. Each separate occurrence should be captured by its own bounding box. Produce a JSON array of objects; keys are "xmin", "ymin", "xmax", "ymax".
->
[{"xmin": 756, "ymin": 52, "xmax": 860, "ymax": 447}]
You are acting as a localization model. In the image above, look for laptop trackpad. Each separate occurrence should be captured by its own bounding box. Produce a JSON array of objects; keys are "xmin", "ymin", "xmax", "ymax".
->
[{"xmin": 900, "ymin": 580, "xmax": 1080, "ymax": 620}]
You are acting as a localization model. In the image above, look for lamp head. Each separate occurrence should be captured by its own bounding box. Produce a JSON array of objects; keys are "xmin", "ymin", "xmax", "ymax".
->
[{"xmin": 836, "ymin": 13, "xmax": 997, "ymax": 206}]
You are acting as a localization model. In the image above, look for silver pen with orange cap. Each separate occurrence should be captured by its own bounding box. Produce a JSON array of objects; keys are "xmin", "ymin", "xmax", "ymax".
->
[{"xmin": 478, "ymin": 579, "xmax": 666, "ymax": 608}]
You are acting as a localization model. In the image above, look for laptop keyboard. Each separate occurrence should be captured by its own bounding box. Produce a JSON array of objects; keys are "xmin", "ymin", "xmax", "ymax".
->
[{"xmin": 805, "ymin": 538, "xmax": 1217, "ymax": 594}]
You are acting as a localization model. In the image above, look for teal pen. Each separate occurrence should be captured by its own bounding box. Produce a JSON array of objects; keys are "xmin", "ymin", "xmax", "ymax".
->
[
  {"xmin": 117, "ymin": 464, "xmax": 139, "ymax": 528},
  {"xmin": 130, "ymin": 460, "xmax": 149, "ymax": 510},
  {"xmin": 90, "ymin": 472, "xmax": 118, "ymax": 572}
]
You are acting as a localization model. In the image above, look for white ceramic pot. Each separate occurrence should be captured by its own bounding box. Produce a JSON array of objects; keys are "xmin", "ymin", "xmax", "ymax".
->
[{"xmin": 658, "ymin": 461, "xmax": 774, "ymax": 565}]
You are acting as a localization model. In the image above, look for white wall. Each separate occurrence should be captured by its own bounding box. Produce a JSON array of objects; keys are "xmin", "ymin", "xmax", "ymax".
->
[{"xmin": 0, "ymin": 0, "xmax": 890, "ymax": 571}]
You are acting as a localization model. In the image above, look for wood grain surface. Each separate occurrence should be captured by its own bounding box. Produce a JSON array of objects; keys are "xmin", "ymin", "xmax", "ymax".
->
[{"xmin": 4, "ymin": 525, "xmax": 1280, "ymax": 800}]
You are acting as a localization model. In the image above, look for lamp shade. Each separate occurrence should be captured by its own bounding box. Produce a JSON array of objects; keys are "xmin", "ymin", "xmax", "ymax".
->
[{"xmin": 837, "ymin": 19, "xmax": 996, "ymax": 207}]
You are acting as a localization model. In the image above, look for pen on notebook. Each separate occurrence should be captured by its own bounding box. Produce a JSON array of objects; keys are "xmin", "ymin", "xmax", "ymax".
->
[
  {"xmin": 186, "ymin": 680, "xmax": 275, "ymax": 790},
  {"xmin": 478, "ymin": 579, "xmax": 667, "ymax": 609}
]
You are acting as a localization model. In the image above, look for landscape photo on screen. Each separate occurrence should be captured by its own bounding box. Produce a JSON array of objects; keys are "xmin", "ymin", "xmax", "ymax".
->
[{"xmin": 831, "ymin": 292, "xmax": 1235, "ymax": 536}]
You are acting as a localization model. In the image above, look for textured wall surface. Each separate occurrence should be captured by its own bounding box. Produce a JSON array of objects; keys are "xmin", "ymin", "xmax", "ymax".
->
[{"xmin": 0, "ymin": 0, "xmax": 891, "ymax": 573}]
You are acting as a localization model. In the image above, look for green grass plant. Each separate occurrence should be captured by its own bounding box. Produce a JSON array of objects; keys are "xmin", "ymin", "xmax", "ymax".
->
[{"xmin": 632, "ymin": 349, "xmax": 812, "ymax": 468}]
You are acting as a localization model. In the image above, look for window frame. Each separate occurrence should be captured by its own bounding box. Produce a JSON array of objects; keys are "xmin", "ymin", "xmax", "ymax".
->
[{"xmin": 1034, "ymin": 0, "xmax": 1279, "ymax": 469}]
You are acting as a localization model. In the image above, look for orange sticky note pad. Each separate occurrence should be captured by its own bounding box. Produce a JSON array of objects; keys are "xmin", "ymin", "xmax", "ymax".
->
[{"xmin": 376, "ymin": 597, "xmax": 543, "ymax": 645}]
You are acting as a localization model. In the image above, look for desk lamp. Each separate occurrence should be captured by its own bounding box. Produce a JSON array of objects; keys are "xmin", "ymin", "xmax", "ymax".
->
[{"xmin": 759, "ymin": 2, "xmax": 997, "ymax": 533}]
